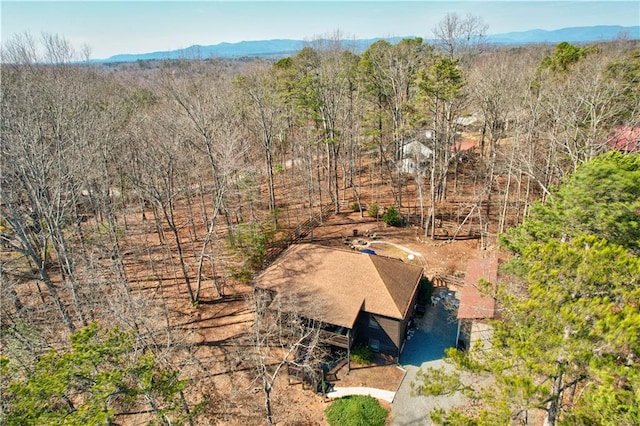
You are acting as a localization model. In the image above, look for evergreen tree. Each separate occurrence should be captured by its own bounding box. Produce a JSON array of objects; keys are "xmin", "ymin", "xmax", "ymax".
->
[
  {"xmin": 1, "ymin": 323, "xmax": 196, "ymax": 425},
  {"xmin": 500, "ymin": 151, "xmax": 640, "ymax": 255},
  {"xmin": 413, "ymin": 153, "xmax": 640, "ymax": 425}
]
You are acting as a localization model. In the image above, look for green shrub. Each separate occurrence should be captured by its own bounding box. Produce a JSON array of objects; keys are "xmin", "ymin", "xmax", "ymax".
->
[
  {"xmin": 367, "ymin": 203, "xmax": 380, "ymax": 218},
  {"xmin": 350, "ymin": 345, "xmax": 373, "ymax": 365},
  {"xmin": 325, "ymin": 395, "xmax": 388, "ymax": 426},
  {"xmin": 350, "ymin": 202, "xmax": 361, "ymax": 212},
  {"xmin": 382, "ymin": 205, "xmax": 401, "ymax": 227}
]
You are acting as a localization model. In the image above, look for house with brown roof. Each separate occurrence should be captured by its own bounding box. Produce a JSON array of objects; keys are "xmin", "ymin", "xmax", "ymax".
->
[
  {"xmin": 253, "ymin": 244, "xmax": 424, "ymax": 360},
  {"xmin": 456, "ymin": 257, "xmax": 499, "ymax": 352}
]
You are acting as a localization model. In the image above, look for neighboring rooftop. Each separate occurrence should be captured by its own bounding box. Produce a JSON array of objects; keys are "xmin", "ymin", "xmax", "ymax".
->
[
  {"xmin": 403, "ymin": 140, "xmax": 433, "ymax": 158},
  {"xmin": 253, "ymin": 244, "xmax": 423, "ymax": 328},
  {"xmin": 457, "ymin": 257, "xmax": 499, "ymax": 320},
  {"xmin": 450, "ymin": 138, "xmax": 476, "ymax": 153},
  {"xmin": 455, "ymin": 115, "xmax": 479, "ymax": 127},
  {"xmin": 607, "ymin": 126, "xmax": 640, "ymax": 153}
]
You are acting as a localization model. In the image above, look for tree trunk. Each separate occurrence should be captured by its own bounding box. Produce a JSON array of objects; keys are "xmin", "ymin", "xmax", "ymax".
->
[
  {"xmin": 161, "ymin": 199, "xmax": 196, "ymax": 303},
  {"xmin": 264, "ymin": 382, "xmax": 274, "ymax": 426},
  {"xmin": 6, "ymin": 217, "xmax": 76, "ymax": 332},
  {"xmin": 544, "ymin": 369, "xmax": 564, "ymax": 426}
]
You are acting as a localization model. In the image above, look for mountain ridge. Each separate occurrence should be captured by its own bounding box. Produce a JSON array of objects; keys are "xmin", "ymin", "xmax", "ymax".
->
[{"xmin": 100, "ymin": 25, "xmax": 639, "ymax": 63}]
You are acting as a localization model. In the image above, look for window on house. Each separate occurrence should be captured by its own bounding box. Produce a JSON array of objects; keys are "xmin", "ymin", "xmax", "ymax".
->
[
  {"xmin": 368, "ymin": 316, "xmax": 380, "ymax": 329},
  {"xmin": 369, "ymin": 338, "xmax": 380, "ymax": 353}
]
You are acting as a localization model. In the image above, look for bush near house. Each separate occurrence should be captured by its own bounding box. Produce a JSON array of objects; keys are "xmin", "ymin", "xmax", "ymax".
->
[
  {"xmin": 367, "ymin": 203, "xmax": 380, "ymax": 219},
  {"xmin": 349, "ymin": 344, "xmax": 373, "ymax": 365},
  {"xmin": 416, "ymin": 277, "xmax": 434, "ymax": 306}
]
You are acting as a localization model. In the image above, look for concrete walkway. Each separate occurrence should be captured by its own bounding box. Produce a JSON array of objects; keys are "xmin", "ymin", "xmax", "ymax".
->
[
  {"xmin": 326, "ymin": 387, "xmax": 396, "ymax": 403},
  {"xmin": 392, "ymin": 360, "xmax": 468, "ymax": 425}
]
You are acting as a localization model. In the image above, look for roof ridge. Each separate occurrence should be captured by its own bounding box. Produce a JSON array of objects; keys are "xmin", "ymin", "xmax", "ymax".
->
[
  {"xmin": 254, "ymin": 243, "xmax": 422, "ymax": 325},
  {"xmin": 369, "ymin": 255, "xmax": 422, "ymax": 319},
  {"xmin": 369, "ymin": 256, "xmax": 401, "ymax": 317}
]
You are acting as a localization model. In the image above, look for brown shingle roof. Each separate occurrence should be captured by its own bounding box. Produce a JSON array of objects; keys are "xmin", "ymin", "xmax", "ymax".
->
[
  {"xmin": 457, "ymin": 257, "xmax": 499, "ymax": 320},
  {"xmin": 253, "ymin": 244, "xmax": 423, "ymax": 328}
]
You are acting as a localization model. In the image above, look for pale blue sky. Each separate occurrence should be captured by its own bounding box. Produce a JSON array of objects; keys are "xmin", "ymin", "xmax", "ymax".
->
[{"xmin": 2, "ymin": 1, "xmax": 639, "ymax": 59}]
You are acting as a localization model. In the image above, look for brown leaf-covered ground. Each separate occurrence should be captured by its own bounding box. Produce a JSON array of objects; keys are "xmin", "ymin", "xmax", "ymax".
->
[
  {"xmin": 127, "ymin": 210, "xmax": 481, "ymax": 425},
  {"xmin": 111, "ymin": 145, "xmax": 493, "ymax": 424}
]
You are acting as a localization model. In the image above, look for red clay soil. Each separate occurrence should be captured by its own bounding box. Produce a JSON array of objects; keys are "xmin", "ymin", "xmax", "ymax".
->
[{"xmin": 116, "ymin": 206, "xmax": 486, "ymax": 425}]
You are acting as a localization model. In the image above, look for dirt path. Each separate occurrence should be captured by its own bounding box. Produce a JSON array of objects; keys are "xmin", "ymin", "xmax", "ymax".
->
[
  {"xmin": 368, "ymin": 240, "xmax": 427, "ymax": 266},
  {"xmin": 311, "ymin": 210, "xmax": 483, "ymax": 277}
]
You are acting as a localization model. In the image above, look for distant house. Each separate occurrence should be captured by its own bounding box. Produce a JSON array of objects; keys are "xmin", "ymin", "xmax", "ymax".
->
[
  {"xmin": 424, "ymin": 129, "xmax": 435, "ymax": 140},
  {"xmin": 607, "ymin": 126, "xmax": 640, "ymax": 153},
  {"xmin": 456, "ymin": 257, "xmax": 499, "ymax": 352},
  {"xmin": 454, "ymin": 115, "xmax": 479, "ymax": 128},
  {"xmin": 400, "ymin": 140, "xmax": 433, "ymax": 174},
  {"xmin": 253, "ymin": 244, "xmax": 424, "ymax": 360}
]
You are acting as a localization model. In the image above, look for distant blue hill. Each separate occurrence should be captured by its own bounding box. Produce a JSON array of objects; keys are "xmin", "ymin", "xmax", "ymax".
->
[
  {"xmin": 101, "ymin": 37, "xmax": 407, "ymax": 63},
  {"xmin": 99, "ymin": 25, "xmax": 639, "ymax": 63},
  {"xmin": 486, "ymin": 25, "xmax": 639, "ymax": 44},
  {"xmin": 103, "ymin": 39, "xmax": 306, "ymax": 62}
]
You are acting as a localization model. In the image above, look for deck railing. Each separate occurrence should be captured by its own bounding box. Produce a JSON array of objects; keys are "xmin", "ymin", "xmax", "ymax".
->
[
  {"xmin": 262, "ymin": 205, "xmax": 334, "ymax": 267},
  {"xmin": 319, "ymin": 329, "xmax": 350, "ymax": 349}
]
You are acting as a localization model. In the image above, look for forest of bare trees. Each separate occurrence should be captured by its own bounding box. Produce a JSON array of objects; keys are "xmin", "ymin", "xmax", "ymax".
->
[{"xmin": 1, "ymin": 21, "xmax": 639, "ymax": 424}]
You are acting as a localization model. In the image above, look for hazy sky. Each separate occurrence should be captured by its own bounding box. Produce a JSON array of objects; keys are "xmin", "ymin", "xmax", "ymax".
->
[{"xmin": 2, "ymin": 1, "xmax": 639, "ymax": 59}]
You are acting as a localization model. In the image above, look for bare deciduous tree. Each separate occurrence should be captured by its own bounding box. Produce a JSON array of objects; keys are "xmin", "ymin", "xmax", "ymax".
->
[
  {"xmin": 432, "ymin": 12, "xmax": 488, "ymax": 63},
  {"xmin": 236, "ymin": 62, "xmax": 285, "ymax": 224},
  {"xmin": 242, "ymin": 289, "xmax": 327, "ymax": 426}
]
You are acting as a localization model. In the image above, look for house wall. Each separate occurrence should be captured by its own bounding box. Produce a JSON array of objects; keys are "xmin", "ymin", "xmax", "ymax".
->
[
  {"xmin": 374, "ymin": 314, "xmax": 402, "ymax": 355},
  {"xmin": 355, "ymin": 313, "xmax": 401, "ymax": 357},
  {"xmin": 355, "ymin": 304, "xmax": 420, "ymax": 358},
  {"xmin": 457, "ymin": 319, "xmax": 493, "ymax": 355},
  {"xmin": 399, "ymin": 284, "xmax": 420, "ymax": 354},
  {"xmin": 352, "ymin": 276, "xmax": 421, "ymax": 358}
]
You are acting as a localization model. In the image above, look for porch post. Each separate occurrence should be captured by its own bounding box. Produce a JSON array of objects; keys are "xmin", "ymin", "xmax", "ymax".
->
[{"xmin": 346, "ymin": 329, "xmax": 351, "ymax": 374}]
